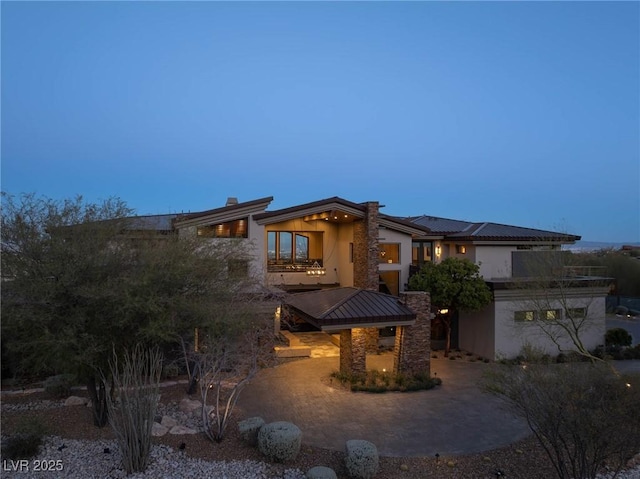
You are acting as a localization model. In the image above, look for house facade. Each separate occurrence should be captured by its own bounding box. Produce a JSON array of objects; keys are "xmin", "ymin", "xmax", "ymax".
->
[{"xmin": 140, "ymin": 195, "xmax": 609, "ymax": 360}]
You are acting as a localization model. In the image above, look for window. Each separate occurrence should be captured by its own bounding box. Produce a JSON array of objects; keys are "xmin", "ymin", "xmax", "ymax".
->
[
  {"xmin": 541, "ymin": 309, "xmax": 562, "ymax": 321},
  {"xmin": 565, "ymin": 307, "xmax": 586, "ymax": 319},
  {"xmin": 379, "ymin": 243, "xmax": 400, "ymax": 264},
  {"xmin": 267, "ymin": 231, "xmax": 323, "ymax": 272},
  {"xmin": 197, "ymin": 218, "xmax": 248, "ymax": 238},
  {"xmin": 411, "ymin": 241, "xmax": 432, "ymax": 266},
  {"xmin": 514, "ymin": 310, "xmax": 536, "ymax": 322}
]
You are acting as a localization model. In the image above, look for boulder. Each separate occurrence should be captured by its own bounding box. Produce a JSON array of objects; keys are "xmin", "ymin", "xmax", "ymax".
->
[
  {"xmin": 258, "ymin": 421, "xmax": 302, "ymax": 462},
  {"xmin": 238, "ymin": 416, "xmax": 265, "ymax": 446},
  {"xmin": 64, "ymin": 396, "xmax": 89, "ymax": 407},
  {"xmin": 345, "ymin": 440, "xmax": 379, "ymax": 479},
  {"xmin": 306, "ymin": 465, "xmax": 338, "ymax": 479}
]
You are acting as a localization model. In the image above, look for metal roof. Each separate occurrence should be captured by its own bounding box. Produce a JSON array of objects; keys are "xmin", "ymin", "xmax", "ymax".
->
[
  {"xmin": 124, "ymin": 214, "xmax": 178, "ymax": 231},
  {"xmin": 408, "ymin": 216, "xmax": 580, "ymax": 242},
  {"xmin": 285, "ymin": 287, "xmax": 416, "ymax": 331}
]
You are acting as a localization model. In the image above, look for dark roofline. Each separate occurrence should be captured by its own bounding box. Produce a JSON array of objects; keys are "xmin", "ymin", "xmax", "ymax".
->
[{"xmin": 176, "ymin": 196, "xmax": 274, "ymax": 222}]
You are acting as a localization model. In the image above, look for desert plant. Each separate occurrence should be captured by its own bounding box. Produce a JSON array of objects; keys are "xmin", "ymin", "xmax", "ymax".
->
[
  {"xmin": 106, "ymin": 345, "xmax": 163, "ymax": 474},
  {"xmin": 43, "ymin": 373, "xmax": 76, "ymax": 398},
  {"xmin": 331, "ymin": 369, "xmax": 441, "ymax": 393},
  {"xmin": 484, "ymin": 362, "xmax": 640, "ymax": 479},
  {"xmin": 1, "ymin": 417, "xmax": 48, "ymax": 460},
  {"xmin": 606, "ymin": 328, "xmax": 633, "ymax": 348}
]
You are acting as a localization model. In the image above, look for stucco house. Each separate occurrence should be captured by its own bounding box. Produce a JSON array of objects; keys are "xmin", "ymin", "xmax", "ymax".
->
[{"xmin": 133, "ymin": 195, "xmax": 610, "ymax": 362}]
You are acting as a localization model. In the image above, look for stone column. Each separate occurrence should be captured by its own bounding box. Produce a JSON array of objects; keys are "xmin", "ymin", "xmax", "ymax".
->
[
  {"xmin": 364, "ymin": 328, "xmax": 379, "ymax": 353},
  {"xmin": 393, "ymin": 291, "xmax": 431, "ymax": 377},
  {"xmin": 340, "ymin": 328, "xmax": 366, "ymax": 376}
]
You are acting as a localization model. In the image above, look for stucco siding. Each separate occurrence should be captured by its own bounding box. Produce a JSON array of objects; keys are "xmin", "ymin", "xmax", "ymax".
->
[
  {"xmin": 458, "ymin": 304, "xmax": 495, "ymax": 360},
  {"xmin": 493, "ymin": 293, "xmax": 607, "ymax": 359},
  {"xmin": 476, "ymin": 246, "xmax": 516, "ymax": 279}
]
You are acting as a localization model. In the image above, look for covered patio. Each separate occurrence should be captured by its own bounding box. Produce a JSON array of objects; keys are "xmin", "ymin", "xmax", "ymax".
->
[{"xmin": 281, "ymin": 287, "xmax": 432, "ymax": 377}]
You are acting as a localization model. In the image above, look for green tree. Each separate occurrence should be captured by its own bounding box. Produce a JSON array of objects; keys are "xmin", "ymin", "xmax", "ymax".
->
[
  {"xmin": 408, "ymin": 257, "xmax": 492, "ymax": 357},
  {"xmin": 1, "ymin": 192, "xmax": 257, "ymax": 426}
]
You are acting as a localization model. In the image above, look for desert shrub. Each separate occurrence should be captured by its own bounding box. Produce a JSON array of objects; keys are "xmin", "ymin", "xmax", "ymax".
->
[
  {"xmin": 606, "ymin": 328, "xmax": 633, "ymax": 348},
  {"xmin": 483, "ymin": 362, "xmax": 640, "ymax": 478},
  {"xmin": 106, "ymin": 345, "xmax": 162, "ymax": 474},
  {"xmin": 43, "ymin": 373, "xmax": 76, "ymax": 398},
  {"xmin": 258, "ymin": 421, "xmax": 301, "ymax": 462},
  {"xmin": 1, "ymin": 417, "xmax": 48, "ymax": 460}
]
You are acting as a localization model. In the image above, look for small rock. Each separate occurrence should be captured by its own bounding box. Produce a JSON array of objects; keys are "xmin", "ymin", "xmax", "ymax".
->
[
  {"xmin": 161, "ymin": 415, "xmax": 179, "ymax": 428},
  {"xmin": 169, "ymin": 425, "xmax": 197, "ymax": 435},
  {"xmin": 483, "ymin": 456, "xmax": 492, "ymax": 462},
  {"xmin": 515, "ymin": 448, "xmax": 524, "ymax": 455},
  {"xmin": 152, "ymin": 422, "xmax": 169, "ymax": 437},
  {"xmin": 447, "ymin": 460, "xmax": 456, "ymax": 468},
  {"xmin": 178, "ymin": 398, "xmax": 202, "ymax": 413},
  {"xmin": 400, "ymin": 463, "xmax": 409, "ymax": 471}
]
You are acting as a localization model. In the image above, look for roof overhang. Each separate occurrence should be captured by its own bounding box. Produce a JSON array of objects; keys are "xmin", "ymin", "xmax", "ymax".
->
[{"xmin": 174, "ymin": 197, "xmax": 273, "ymax": 229}]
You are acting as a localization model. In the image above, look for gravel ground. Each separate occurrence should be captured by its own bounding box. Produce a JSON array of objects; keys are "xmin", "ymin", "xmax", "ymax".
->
[{"xmin": 2, "ymin": 384, "xmax": 639, "ymax": 479}]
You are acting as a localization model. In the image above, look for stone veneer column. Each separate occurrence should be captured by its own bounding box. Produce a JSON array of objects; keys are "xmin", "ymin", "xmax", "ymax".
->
[
  {"xmin": 340, "ymin": 329, "xmax": 366, "ymax": 376},
  {"xmin": 393, "ymin": 291, "xmax": 431, "ymax": 377},
  {"xmin": 353, "ymin": 202, "xmax": 380, "ymax": 353}
]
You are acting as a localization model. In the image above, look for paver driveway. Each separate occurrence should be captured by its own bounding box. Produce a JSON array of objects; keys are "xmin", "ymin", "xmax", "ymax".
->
[{"xmin": 237, "ymin": 354, "xmax": 531, "ymax": 457}]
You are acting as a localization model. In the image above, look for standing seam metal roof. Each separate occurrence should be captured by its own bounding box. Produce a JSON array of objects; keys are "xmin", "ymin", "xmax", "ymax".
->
[{"xmin": 285, "ymin": 287, "xmax": 416, "ymax": 328}]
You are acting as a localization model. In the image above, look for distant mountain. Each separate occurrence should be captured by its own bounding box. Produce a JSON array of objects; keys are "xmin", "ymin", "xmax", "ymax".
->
[{"xmin": 565, "ymin": 241, "xmax": 640, "ymax": 252}]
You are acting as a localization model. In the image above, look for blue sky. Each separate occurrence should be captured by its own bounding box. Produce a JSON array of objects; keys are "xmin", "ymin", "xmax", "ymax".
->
[{"xmin": 2, "ymin": 1, "xmax": 638, "ymax": 243}]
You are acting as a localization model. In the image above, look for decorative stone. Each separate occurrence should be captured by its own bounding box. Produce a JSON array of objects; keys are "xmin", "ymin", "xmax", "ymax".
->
[
  {"xmin": 64, "ymin": 396, "xmax": 89, "ymax": 406},
  {"xmin": 258, "ymin": 421, "xmax": 302, "ymax": 462},
  {"xmin": 151, "ymin": 422, "xmax": 168, "ymax": 437},
  {"xmin": 161, "ymin": 415, "xmax": 178, "ymax": 428},
  {"xmin": 306, "ymin": 465, "xmax": 338, "ymax": 479},
  {"xmin": 169, "ymin": 425, "xmax": 197, "ymax": 435},
  {"xmin": 345, "ymin": 440, "xmax": 379, "ymax": 479},
  {"xmin": 399, "ymin": 464, "xmax": 409, "ymax": 471},
  {"xmin": 238, "ymin": 416, "xmax": 265, "ymax": 446},
  {"xmin": 178, "ymin": 398, "xmax": 201, "ymax": 413}
]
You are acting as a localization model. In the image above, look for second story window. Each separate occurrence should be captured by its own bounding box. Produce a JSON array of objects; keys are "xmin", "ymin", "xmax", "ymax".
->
[
  {"xmin": 197, "ymin": 218, "xmax": 248, "ymax": 238},
  {"xmin": 379, "ymin": 243, "xmax": 400, "ymax": 264},
  {"xmin": 267, "ymin": 231, "xmax": 323, "ymax": 272}
]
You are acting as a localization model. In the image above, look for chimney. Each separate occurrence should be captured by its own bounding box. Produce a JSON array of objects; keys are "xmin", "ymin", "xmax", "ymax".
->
[{"xmin": 225, "ymin": 197, "xmax": 238, "ymax": 206}]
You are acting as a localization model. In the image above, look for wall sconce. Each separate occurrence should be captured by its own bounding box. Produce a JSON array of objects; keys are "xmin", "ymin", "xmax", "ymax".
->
[
  {"xmin": 435, "ymin": 245, "xmax": 441, "ymax": 257},
  {"xmin": 457, "ymin": 245, "xmax": 467, "ymax": 254}
]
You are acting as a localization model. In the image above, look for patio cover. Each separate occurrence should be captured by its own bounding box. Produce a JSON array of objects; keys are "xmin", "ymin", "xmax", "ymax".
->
[{"xmin": 284, "ymin": 287, "xmax": 416, "ymax": 331}]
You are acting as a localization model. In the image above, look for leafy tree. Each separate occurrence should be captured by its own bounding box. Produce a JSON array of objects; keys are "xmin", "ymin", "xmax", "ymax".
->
[
  {"xmin": 510, "ymin": 250, "xmax": 612, "ymax": 363},
  {"xmin": 408, "ymin": 257, "xmax": 492, "ymax": 357},
  {"xmin": 1, "ymin": 192, "xmax": 258, "ymax": 426}
]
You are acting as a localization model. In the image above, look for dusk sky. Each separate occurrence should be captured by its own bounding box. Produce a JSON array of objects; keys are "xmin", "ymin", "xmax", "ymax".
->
[{"xmin": 2, "ymin": 1, "xmax": 638, "ymax": 243}]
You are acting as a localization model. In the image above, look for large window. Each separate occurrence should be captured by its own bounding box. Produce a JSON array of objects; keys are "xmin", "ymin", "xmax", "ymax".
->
[
  {"xmin": 267, "ymin": 231, "xmax": 323, "ymax": 272},
  {"xmin": 197, "ymin": 218, "xmax": 248, "ymax": 238}
]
